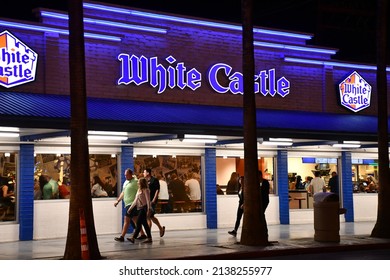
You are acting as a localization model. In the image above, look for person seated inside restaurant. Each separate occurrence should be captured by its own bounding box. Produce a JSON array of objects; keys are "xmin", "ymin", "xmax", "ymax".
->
[
  {"xmin": 365, "ymin": 176, "xmax": 378, "ymax": 193},
  {"xmin": 216, "ymin": 184, "xmax": 224, "ymax": 195},
  {"xmin": 168, "ymin": 173, "xmax": 190, "ymax": 212},
  {"xmin": 59, "ymin": 177, "xmax": 71, "ymax": 199},
  {"xmin": 91, "ymin": 175, "xmax": 108, "ymax": 198},
  {"xmin": 0, "ymin": 176, "xmax": 15, "ymax": 220}
]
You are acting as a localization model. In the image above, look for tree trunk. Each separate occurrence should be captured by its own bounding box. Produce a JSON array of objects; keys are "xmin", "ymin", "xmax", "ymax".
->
[
  {"xmin": 63, "ymin": 0, "xmax": 102, "ymax": 259},
  {"xmin": 371, "ymin": 0, "xmax": 390, "ymax": 238},
  {"xmin": 240, "ymin": 0, "xmax": 269, "ymax": 246}
]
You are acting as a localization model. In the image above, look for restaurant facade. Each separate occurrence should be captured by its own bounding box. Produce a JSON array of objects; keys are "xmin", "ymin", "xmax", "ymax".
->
[{"xmin": 0, "ymin": 1, "xmax": 387, "ymax": 242}]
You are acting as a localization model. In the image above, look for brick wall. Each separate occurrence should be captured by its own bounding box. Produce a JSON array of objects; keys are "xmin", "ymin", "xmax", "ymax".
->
[{"xmin": 1, "ymin": 4, "xmax": 385, "ymax": 117}]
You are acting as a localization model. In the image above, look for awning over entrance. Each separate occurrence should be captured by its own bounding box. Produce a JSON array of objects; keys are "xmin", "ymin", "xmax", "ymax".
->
[{"xmin": 0, "ymin": 92, "xmax": 379, "ymax": 141}]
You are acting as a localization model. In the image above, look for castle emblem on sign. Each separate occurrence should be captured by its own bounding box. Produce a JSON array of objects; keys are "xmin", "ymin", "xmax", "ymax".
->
[
  {"xmin": 339, "ymin": 71, "xmax": 371, "ymax": 113},
  {"xmin": 0, "ymin": 30, "xmax": 38, "ymax": 88}
]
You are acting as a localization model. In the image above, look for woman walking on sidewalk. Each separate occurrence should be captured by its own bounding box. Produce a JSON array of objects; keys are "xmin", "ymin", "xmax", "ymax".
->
[{"xmin": 127, "ymin": 178, "xmax": 153, "ymax": 243}]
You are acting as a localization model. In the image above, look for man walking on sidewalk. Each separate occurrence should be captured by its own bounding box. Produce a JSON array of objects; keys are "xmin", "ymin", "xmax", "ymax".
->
[
  {"xmin": 144, "ymin": 168, "xmax": 165, "ymax": 237},
  {"xmin": 114, "ymin": 168, "xmax": 144, "ymax": 241}
]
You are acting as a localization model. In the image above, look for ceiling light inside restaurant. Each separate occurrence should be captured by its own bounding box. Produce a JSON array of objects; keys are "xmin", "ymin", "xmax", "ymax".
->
[
  {"xmin": 88, "ymin": 135, "xmax": 128, "ymax": 141},
  {"xmin": 332, "ymin": 141, "xmax": 361, "ymax": 148},
  {"xmin": 88, "ymin": 130, "xmax": 128, "ymax": 141},
  {"xmin": 0, "ymin": 127, "xmax": 20, "ymax": 138},
  {"xmin": 88, "ymin": 130, "xmax": 127, "ymax": 136},
  {"xmin": 0, "ymin": 126, "xmax": 19, "ymax": 132},
  {"xmin": 182, "ymin": 134, "xmax": 218, "ymax": 143},
  {"xmin": 260, "ymin": 138, "xmax": 293, "ymax": 146},
  {"xmin": 0, "ymin": 132, "xmax": 20, "ymax": 138}
]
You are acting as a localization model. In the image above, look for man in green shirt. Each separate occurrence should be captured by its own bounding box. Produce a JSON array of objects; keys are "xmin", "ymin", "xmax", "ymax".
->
[
  {"xmin": 114, "ymin": 168, "xmax": 139, "ymax": 242},
  {"xmin": 39, "ymin": 175, "xmax": 59, "ymax": 199}
]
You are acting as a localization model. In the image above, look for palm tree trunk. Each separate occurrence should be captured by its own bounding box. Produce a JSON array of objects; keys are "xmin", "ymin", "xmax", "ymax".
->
[
  {"xmin": 63, "ymin": 0, "xmax": 102, "ymax": 259},
  {"xmin": 371, "ymin": 0, "xmax": 390, "ymax": 238},
  {"xmin": 240, "ymin": 0, "xmax": 269, "ymax": 246}
]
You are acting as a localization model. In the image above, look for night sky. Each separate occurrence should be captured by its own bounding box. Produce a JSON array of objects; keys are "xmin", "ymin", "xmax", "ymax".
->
[{"xmin": 0, "ymin": 0, "xmax": 386, "ymax": 64}]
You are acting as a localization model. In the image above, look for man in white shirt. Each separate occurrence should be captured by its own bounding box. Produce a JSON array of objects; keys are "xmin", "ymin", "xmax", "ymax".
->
[
  {"xmin": 185, "ymin": 173, "xmax": 201, "ymax": 201},
  {"xmin": 157, "ymin": 174, "xmax": 170, "ymax": 213},
  {"xmin": 308, "ymin": 171, "xmax": 326, "ymax": 194}
]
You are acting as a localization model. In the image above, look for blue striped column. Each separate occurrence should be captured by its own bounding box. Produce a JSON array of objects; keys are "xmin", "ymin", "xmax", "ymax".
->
[
  {"xmin": 19, "ymin": 144, "xmax": 35, "ymax": 240},
  {"xmin": 277, "ymin": 150, "xmax": 290, "ymax": 224},
  {"xmin": 121, "ymin": 146, "xmax": 134, "ymax": 179},
  {"xmin": 205, "ymin": 147, "xmax": 217, "ymax": 228},
  {"xmin": 341, "ymin": 151, "xmax": 354, "ymax": 222}
]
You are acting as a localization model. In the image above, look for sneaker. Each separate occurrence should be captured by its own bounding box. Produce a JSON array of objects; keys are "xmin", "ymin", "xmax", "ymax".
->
[
  {"xmin": 160, "ymin": 226, "xmax": 165, "ymax": 237},
  {"xmin": 127, "ymin": 237, "xmax": 135, "ymax": 243},
  {"xmin": 142, "ymin": 238, "xmax": 153, "ymax": 244},
  {"xmin": 137, "ymin": 235, "xmax": 147, "ymax": 240},
  {"xmin": 228, "ymin": 230, "xmax": 237, "ymax": 236},
  {"xmin": 114, "ymin": 236, "xmax": 124, "ymax": 242}
]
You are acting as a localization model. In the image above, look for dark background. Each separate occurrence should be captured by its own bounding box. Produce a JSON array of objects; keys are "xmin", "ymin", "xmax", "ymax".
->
[{"xmin": 0, "ymin": 0, "xmax": 388, "ymax": 64}]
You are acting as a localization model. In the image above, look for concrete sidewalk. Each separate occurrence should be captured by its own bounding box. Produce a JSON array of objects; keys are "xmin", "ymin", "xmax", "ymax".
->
[{"xmin": 1, "ymin": 222, "xmax": 389, "ymax": 260}]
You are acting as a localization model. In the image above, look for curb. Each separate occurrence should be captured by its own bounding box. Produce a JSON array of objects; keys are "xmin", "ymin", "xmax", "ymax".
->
[{"xmin": 170, "ymin": 240, "xmax": 390, "ymax": 260}]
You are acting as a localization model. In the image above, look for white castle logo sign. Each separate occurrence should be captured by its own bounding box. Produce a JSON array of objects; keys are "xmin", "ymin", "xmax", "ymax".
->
[
  {"xmin": 339, "ymin": 71, "xmax": 371, "ymax": 113},
  {"xmin": 0, "ymin": 30, "xmax": 38, "ymax": 88}
]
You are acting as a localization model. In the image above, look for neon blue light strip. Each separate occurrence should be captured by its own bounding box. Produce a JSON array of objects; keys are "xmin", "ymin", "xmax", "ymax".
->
[
  {"xmin": 254, "ymin": 41, "xmax": 336, "ymax": 55},
  {"xmin": 83, "ymin": 32, "xmax": 121, "ymax": 41},
  {"xmin": 83, "ymin": 3, "xmax": 130, "ymax": 14},
  {"xmin": 252, "ymin": 28, "xmax": 311, "ymax": 40},
  {"xmin": 40, "ymin": 11, "xmax": 167, "ymax": 34},
  {"xmin": 284, "ymin": 57, "xmax": 389, "ymax": 71},
  {"xmin": 83, "ymin": 3, "xmax": 312, "ymax": 40},
  {"xmin": 0, "ymin": 20, "xmax": 121, "ymax": 42}
]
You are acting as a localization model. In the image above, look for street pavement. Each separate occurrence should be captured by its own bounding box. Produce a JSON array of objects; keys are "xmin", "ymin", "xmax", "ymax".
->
[{"xmin": 1, "ymin": 221, "xmax": 390, "ymax": 260}]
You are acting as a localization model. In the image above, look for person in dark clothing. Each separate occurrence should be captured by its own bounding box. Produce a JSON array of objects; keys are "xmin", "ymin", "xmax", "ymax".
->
[
  {"xmin": 295, "ymin": 175, "xmax": 304, "ymax": 189},
  {"xmin": 0, "ymin": 177, "xmax": 14, "ymax": 204},
  {"xmin": 168, "ymin": 173, "xmax": 189, "ymax": 200},
  {"xmin": 168, "ymin": 173, "xmax": 190, "ymax": 212},
  {"xmin": 259, "ymin": 170, "xmax": 270, "ymax": 213},
  {"xmin": 259, "ymin": 170, "xmax": 270, "ymax": 240},
  {"xmin": 328, "ymin": 171, "xmax": 339, "ymax": 196},
  {"xmin": 143, "ymin": 168, "xmax": 165, "ymax": 237},
  {"xmin": 228, "ymin": 176, "xmax": 244, "ymax": 237},
  {"xmin": 216, "ymin": 184, "xmax": 224, "ymax": 195},
  {"xmin": 0, "ymin": 177, "xmax": 14, "ymax": 220}
]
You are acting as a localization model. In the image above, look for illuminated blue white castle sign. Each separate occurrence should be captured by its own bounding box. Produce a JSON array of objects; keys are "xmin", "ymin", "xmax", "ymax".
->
[
  {"xmin": 118, "ymin": 54, "xmax": 290, "ymax": 97},
  {"xmin": 0, "ymin": 30, "xmax": 38, "ymax": 88},
  {"xmin": 339, "ymin": 71, "xmax": 371, "ymax": 112}
]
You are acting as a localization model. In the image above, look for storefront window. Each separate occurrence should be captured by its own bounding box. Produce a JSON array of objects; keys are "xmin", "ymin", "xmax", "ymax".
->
[
  {"xmin": 352, "ymin": 159, "xmax": 378, "ymax": 193},
  {"xmin": 0, "ymin": 152, "xmax": 16, "ymax": 222},
  {"xmin": 134, "ymin": 155, "xmax": 202, "ymax": 214},
  {"xmin": 288, "ymin": 157, "xmax": 338, "ymax": 209},
  {"xmin": 34, "ymin": 154, "xmax": 118, "ymax": 199},
  {"xmin": 216, "ymin": 156, "xmax": 275, "ymax": 194}
]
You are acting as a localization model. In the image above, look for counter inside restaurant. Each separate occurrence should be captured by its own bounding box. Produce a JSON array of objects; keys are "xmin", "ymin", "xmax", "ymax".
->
[{"xmin": 289, "ymin": 190, "xmax": 311, "ymax": 209}]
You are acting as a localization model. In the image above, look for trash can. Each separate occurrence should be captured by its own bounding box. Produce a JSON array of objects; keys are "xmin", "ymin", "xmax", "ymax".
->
[{"xmin": 313, "ymin": 192, "xmax": 345, "ymax": 242}]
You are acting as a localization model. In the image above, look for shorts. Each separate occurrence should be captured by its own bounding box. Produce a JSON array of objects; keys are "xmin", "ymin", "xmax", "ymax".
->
[{"xmin": 125, "ymin": 204, "xmax": 138, "ymax": 218}]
